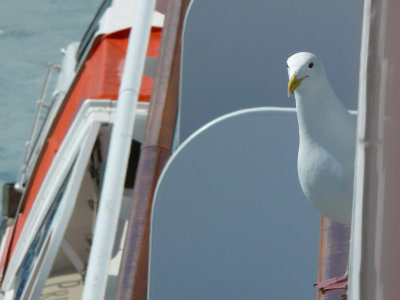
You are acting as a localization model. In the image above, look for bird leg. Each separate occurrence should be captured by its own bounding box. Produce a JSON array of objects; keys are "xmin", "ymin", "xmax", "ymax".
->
[{"xmin": 314, "ymin": 270, "xmax": 348, "ymax": 294}]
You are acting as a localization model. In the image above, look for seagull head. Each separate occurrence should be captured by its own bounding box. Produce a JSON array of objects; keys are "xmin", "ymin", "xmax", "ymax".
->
[{"xmin": 286, "ymin": 52, "xmax": 327, "ymax": 97}]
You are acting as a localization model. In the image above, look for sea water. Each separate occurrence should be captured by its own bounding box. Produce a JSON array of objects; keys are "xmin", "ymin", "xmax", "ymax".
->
[{"xmin": 0, "ymin": 0, "xmax": 101, "ymax": 206}]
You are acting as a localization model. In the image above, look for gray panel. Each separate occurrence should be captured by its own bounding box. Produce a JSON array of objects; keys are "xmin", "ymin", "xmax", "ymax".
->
[
  {"xmin": 179, "ymin": 0, "xmax": 364, "ymax": 142},
  {"xmin": 149, "ymin": 108, "xmax": 320, "ymax": 299}
]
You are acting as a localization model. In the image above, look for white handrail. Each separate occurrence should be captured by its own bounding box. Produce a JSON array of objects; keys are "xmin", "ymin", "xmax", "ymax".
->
[
  {"xmin": 81, "ymin": 0, "xmax": 156, "ymax": 299},
  {"xmin": 15, "ymin": 64, "xmax": 60, "ymax": 191}
]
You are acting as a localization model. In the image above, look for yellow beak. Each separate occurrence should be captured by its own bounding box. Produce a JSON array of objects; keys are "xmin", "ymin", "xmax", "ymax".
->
[{"xmin": 288, "ymin": 74, "xmax": 306, "ymax": 97}]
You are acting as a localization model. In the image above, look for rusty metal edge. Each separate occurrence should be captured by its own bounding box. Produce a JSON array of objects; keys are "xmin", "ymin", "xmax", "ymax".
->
[
  {"xmin": 113, "ymin": 1, "xmax": 191, "ymax": 299},
  {"xmin": 317, "ymin": 216, "xmax": 350, "ymax": 300},
  {"xmin": 317, "ymin": 215, "xmax": 326, "ymax": 300}
]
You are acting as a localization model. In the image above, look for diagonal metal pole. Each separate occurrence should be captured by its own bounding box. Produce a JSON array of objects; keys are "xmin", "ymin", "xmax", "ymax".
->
[
  {"xmin": 81, "ymin": 0, "xmax": 156, "ymax": 299},
  {"xmin": 113, "ymin": 0, "xmax": 191, "ymax": 299}
]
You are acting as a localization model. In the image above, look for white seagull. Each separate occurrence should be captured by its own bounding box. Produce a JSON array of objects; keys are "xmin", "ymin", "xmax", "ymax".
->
[{"xmin": 287, "ymin": 52, "xmax": 356, "ymax": 294}]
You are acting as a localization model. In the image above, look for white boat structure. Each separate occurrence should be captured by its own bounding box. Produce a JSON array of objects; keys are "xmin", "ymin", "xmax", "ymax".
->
[{"xmin": 0, "ymin": 0, "xmax": 169, "ymax": 298}]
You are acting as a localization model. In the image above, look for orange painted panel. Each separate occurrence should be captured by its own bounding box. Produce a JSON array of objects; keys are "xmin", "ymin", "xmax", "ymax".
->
[
  {"xmin": 0, "ymin": 226, "xmax": 14, "ymax": 283},
  {"xmin": 2, "ymin": 27, "xmax": 162, "ymax": 277}
]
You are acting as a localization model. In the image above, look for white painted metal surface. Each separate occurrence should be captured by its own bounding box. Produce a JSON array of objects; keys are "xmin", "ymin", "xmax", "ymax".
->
[
  {"xmin": 98, "ymin": 1, "xmax": 164, "ymax": 35},
  {"xmin": 82, "ymin": 0, "xmax": 156, "ymax": 298},
  {"xmin": 349, "ymin": 0, "xmax": 400, "ymax": 298},
  {"xmin": 60, "ymin": 238, "xmax": 86, "ymax": 274},
  {"xmin": 1, "ymin": 100, "xmax": 116, "ymax": 293},
  {"xmin": 22, "ymin": 123, "xmax": 101, "ymax": 300},
  {"xmin": 1, "ymin": 97, "xmax": 150, "ymax": 297},
  {"xmin": 348, "ymin": 0, "xmax": 370, "ymax": 299}
]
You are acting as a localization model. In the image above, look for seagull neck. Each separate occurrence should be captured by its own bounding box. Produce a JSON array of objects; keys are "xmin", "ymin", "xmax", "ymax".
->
[{"xmin": 295, "ymin": 84, "xmax": 346, "ymax": 142}]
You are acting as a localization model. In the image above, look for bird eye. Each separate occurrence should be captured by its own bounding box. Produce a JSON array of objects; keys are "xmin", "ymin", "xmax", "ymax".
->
[
  {"xmin": 308, "ymin": 62, "xmax": 314, "ymax": 68},
  {"xmin": 286, "ymin": 63, "xmax": 289, "ymax": 68}
]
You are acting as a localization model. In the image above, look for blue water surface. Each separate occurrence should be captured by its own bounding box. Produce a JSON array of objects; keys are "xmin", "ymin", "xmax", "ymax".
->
[{"xmin": 0, "ymin": 0, "xmax": 101, "ymax": 205}]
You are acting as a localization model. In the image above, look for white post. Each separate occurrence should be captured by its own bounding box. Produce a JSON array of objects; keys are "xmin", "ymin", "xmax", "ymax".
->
[
  {"xmin": 350, "ymin": 0, "xmax": 400, "ymax": 299},
  {"xmin": 348, "ymin": 0, "xmax": 371, "ymax": 298},
  {"xmin": 81, "ymin": 0, "xmax": 156, "ymax": 299}
]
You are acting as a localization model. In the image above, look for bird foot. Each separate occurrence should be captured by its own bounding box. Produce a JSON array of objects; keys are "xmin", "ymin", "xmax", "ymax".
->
[{"xmin": 314, "ymin": 272, "xmax": 348, "ymax": 294}]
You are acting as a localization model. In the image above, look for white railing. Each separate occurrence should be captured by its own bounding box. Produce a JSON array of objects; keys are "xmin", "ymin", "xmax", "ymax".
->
[{"xmin": 15, "ymin": 64, "xmax": 61, "ymax": 192}]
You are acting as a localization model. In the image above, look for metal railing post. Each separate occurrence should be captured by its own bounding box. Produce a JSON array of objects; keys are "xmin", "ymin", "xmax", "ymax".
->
[
  {"xmin": 81, "ymin": 1, "xmax": 156, "ymax": 299},
  {"xmin": 15, "ymin": 64, "xmax": 60, "ymax": 191}
]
